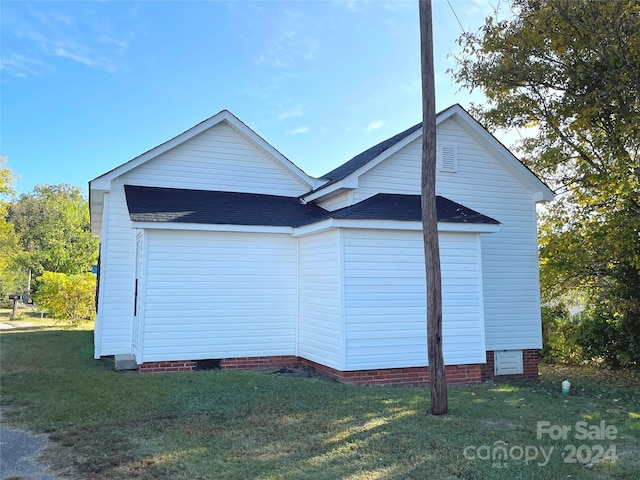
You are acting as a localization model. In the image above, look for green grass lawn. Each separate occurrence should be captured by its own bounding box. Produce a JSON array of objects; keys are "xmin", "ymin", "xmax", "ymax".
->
[{"xmin": 1, "ymin": 315, "xmax": 638, "ymax": 480}]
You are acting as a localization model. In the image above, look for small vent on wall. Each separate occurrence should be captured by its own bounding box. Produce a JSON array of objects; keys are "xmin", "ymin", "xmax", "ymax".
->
[
  {"xmin": 438, "ymin": 144, "xmax": 458, "ymax": 173},
  {"xmin": 494, "ymin": 350, "xmax": 524, "ymax": 375},
  {"xmin": 195, "ymin": 359, "xmax": 222, "ymax": 371}
]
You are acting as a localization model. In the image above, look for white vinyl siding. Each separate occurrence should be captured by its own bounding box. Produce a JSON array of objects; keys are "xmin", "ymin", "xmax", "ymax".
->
[
  {"xmin": 298, "ymin": 230, "xmax": 343, "ymax": 369},
  {"xmin": 317, "ymin": 191, "xmax": 352, "ymax": 211},
  {"xmin": 123, "ymin": 122, "xmax": 308, "ymax": 196},
  {"xmin": 139, "ymin": 230, "xmax": 297, "ymax": 362},
  {"xmin": 95, "ymin": 121, "xmax": 310, "ymax": 358},
  {"xmin": 436, "ymin": 119, "xmax": 542, "ymax": 350},
  {"xmin": 342, "ymin": 229, "xmax": 485, "ymax": 370},
  {"xmin": 94, "ymin": 110, "xmax": 543, "ymax": 369},
  {"xmin": 94, "ymin": 185, "xmax": 137, "ymax": 357},
  {"xmin": 351, "ymin": 117, "xmax": 543, "ymax": 351}
]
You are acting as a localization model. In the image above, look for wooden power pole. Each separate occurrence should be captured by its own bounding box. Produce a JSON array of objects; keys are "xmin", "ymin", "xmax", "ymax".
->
[{"xmin": 419, "ymin": 0, "xmax": 448, "ymax": 415}]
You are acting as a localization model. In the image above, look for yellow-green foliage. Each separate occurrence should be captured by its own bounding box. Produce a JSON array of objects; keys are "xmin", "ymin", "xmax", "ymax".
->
[{"xmin": 34, "ymin": 271, "xmax": 96, "ymax": 323}]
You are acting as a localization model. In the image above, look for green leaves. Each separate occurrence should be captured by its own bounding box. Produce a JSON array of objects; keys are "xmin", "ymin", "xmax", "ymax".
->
[
  {"xmin": 0, "ymin": 158, "xmax": 23, "ymax": 303},
  {"xmin": 451, "ymin": 0, "xmax": 640, "ymax": 367},
  {"xmin": 9, "ymin": 184, "xmax": 98, "ymax": 280},
  {"xmin": 34, "ymin": 271, "xmax": 96, "ymax": 323},
  {"xmin": 1, "ymin": 175, "xmax": 98, "ymax": 306}
]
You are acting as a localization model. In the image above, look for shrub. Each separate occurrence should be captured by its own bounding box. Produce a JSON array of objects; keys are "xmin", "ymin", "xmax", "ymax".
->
[
  {"xmin": 540, "ymin": 304, "xmax": 583, "ymax": 364},
  {"xmin": 578, "ymin": 304, "xmax": 640, "ymax": 368},
  {"xmin": 34, "ymin": 271, "xmax": 96, "ymax": 323}
]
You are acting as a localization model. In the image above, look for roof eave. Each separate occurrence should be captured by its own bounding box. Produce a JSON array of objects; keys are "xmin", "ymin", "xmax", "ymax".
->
[
  {"xmin": 130, "ymin": 221, "xmax": 293, "ymax": 234},
  {"xmin": 292, "ymin": 218, "xmax": 500, "ymax": 237}
]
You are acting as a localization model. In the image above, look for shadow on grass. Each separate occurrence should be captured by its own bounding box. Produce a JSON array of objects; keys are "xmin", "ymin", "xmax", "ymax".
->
[{"xmin": 2, "ymin": 328, "xmax": 639, "ymax": 480}]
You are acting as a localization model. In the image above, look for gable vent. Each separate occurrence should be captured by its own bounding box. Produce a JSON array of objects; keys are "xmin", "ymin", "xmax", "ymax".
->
[{"xmin": 438, "ymin": 144, "xmax": 458, "ymax": 173}]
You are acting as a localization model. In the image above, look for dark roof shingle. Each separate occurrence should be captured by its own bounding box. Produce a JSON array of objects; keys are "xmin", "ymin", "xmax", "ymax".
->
[
  {"xmin": 317, "ymin": 123, "xmax": 422, "ymax": 188},
  {"xmin": 329, "ymin": 193, "xmax": 499, "ymax": 224},
  {"xmin": 124, "ymin": 186, "xmax": 499, "ymax": 228},
  {"xmin": 124, "ymin": 185, "xmax": 328, "ymax": 227}
]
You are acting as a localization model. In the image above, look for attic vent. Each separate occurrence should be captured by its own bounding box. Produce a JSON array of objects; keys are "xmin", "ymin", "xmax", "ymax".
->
[{"xmin": 438, "ymin": 144, "xmax": 458, "ymax": 173}]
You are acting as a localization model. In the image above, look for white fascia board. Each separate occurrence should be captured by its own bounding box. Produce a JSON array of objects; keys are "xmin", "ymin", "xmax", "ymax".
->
[
  {"xmin": 533, "ymin": 190, "xmax": 554, "ymax": 202},
  {"xmin": 89, "ymin": 189, "xmax": 108, "ymax": 236},
  {"xmin": 292, "ymin": 219, "xmax": 499, "ymax": 237},
  {"xmin": 438, "ymin": 222, "xmax": 500, "ymax": 233},
  {"xmin": 292, "ymin": 218, "xmax": 339, "ymax": 237},
  {"xmin": 302, "ymin": 177, "xmax": 360, "ymax": 203},
  {"xmin": 131, "ymin": 222, "xmax": 293, "ymax": 234}
]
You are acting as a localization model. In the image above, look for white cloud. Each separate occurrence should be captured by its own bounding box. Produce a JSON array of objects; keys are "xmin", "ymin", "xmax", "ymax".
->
[
  {"xmin": 53, "ymin": 46, "xmax": 116, "ymax": 73},
  {"xmin": 2, "ymin": 4, "xmax": 129, "ymax": 77},
  {"xmin": 277, "ymin": 105, "xmax": 304, "ymax": 121},
  {"xmin": 288, "ymin": 126, "xmax": 309, "ymax": 135},
  {"xmin": 256, "ymin": 9, "xmax": 319, "ymax": 68},
  {"xmin": 401, "ymin": 80, "xmax": 421, "ymax": 93},
  {"xmin": 334, "ymin": 0, "xmax": 370, "ymax": 13},
  {"xmin": 366, "ymin": 120, "xmax": 385, "ymax": 132},
  {"xmin": 0, "ymin": 53, "xmax": 50, "ymax": 78}
]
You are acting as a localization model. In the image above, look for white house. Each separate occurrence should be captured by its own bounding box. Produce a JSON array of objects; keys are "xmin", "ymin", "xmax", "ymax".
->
[{"xmin": 89, "ymin": 104, "xmax": 553, "ymax": 384}]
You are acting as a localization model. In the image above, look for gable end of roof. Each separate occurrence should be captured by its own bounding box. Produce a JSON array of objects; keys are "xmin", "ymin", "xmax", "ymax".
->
[{"xmin": 303, "ymin": 104, "xmax": 553, "ymax": 203}]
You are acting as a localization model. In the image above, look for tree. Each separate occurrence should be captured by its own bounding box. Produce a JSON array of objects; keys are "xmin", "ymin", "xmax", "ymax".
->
[
  {"xmin": 0, "ymin": 157, "xmax": 24, "ymax": 304},
  {"xmin": 34, "ymin": 271, "xmax": 96, "ymax": 323},
  {"xmin": 451, "ymin": 0, "xmax": 640, "ymax": 366},
  {"xmin": 9, "ymin": 184, "xmax": 98, "ymax": 289},
  {"xmin": 420, "ymin": 0, "xmax": 447, "ymax": 414}
]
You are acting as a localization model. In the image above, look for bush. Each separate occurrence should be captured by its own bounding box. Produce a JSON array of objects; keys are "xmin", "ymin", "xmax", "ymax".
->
[
  {"xmin": 540, "ymin": 304, "xmax": 583, "ymax": 364},
  {"xmin": 34, "ymin": 271, "xmax": 96, "ymax": 323},
  {"xmin": 578, "ymin": 304, "xmax": 640, "ymax": 368}
]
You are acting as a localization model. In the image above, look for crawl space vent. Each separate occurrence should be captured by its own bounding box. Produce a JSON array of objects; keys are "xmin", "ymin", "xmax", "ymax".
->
[
  {"xmin": 494, "ymin": 350, "xmax": 524, "ymax": 375},
  {"xmin": 195, "ymin": 359, "xmax": 222, "ymax": 371}
]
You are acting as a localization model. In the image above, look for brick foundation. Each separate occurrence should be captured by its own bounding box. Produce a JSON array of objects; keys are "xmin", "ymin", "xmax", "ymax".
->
[
  {"xmin": 220, "ymin": 355, "xmax": 302, "ymax": 369},
  {"xmin": 523, "ymin": 349, "xmax": 539, "ymax": 380},
  {"xmin": 139, "ymin": 350, "xmax": 538, "ymax": 383},
  {"xmin": 480, "ymin": 351, "xmax": 495, "ymax": 379},
  {"xmin": 300, "ymin": 358, "xmax": 481, "ymax": 385},
  {"xmin": 139, "ymin": 360, "xmax": 196, "ymax": 373},
  {"xmin": 480, "ymin": 349, "xmax": 539, "ymax": 381},
  {"xmin": 140, "ymin": 356, "xmax": 481, "ymax": 385}
]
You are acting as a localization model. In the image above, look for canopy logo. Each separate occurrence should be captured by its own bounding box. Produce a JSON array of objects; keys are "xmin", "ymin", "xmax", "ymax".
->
[{"xmin": 463, "ymin": 421, "xmax": 618, "ymax": 469}]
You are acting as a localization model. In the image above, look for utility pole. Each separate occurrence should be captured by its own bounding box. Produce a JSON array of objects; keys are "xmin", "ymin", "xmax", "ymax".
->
[{"xmin": 419, "ymin": 0, "xmax": 447, "ymax": 415}]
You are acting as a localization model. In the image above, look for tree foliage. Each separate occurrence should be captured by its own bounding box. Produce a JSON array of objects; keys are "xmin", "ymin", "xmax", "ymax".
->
[
  {"xmin": 34, "ymin": 271, "xmax": 96, "ymax": 323},
  {"xmin": 540, "ymin": 304, "xmax": 582, "ymax": 364},
  {"xmin": 0, "ymin": 157, "xmax": 23, "ymax": 304},
  {"xmin": 452, "ymin": 0, "xmax": 640, "ymax": 366},
  {"xmin": 9, "ymin": 184, "xmax": 98, "ymax": 283}
]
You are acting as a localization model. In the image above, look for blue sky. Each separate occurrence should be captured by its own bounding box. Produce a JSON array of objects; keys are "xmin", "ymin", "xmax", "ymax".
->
[{"xmin": 1, "ymin": 0, "xmax": 499, "ymax": 195}]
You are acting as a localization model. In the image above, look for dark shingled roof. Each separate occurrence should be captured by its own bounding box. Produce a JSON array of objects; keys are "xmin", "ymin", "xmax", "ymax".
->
[
  {"xmin": 125, "ymin": 186, "xmax": 499, "ymax": 228},
  {"xmin": 318, "ymin": 123, "xmax": 422, "ymax": 186},
  {"xmin": 124, "ymin": 185, "xmax": 329, "ymax": 227},
  {"xmin": 329, "ymin": 193, "xmax": 500, "ymax": 224}
]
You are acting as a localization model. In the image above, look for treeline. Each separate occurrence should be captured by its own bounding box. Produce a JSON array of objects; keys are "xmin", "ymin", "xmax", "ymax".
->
[{"xmin": 0, "ymin": 157, "xmax": 98, "ymax": 322}]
